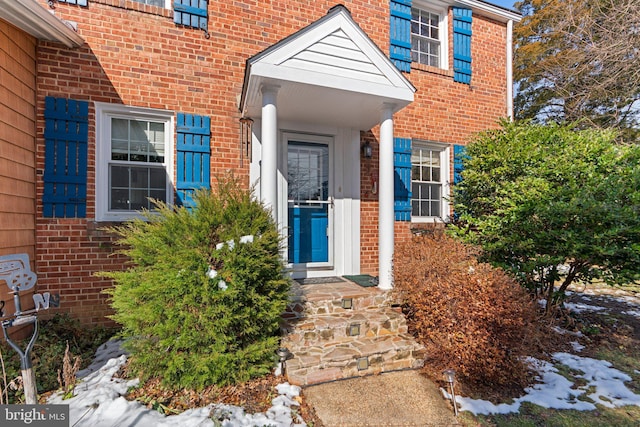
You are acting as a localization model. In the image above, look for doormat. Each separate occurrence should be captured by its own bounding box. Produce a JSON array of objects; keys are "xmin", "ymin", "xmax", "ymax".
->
[
  {"xmin": 343, "ymin": 275, "xmax": 378, "ymax": 288},
  {"xmin": 295, "ymin": 277, "xmax": 346, "ymax": 285}
]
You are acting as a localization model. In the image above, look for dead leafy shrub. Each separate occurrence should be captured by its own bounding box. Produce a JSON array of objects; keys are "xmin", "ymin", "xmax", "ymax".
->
[
  {"xmin": 393, "ymin": 233, "xmax": 547, "ymax": 395},
  {"xmin": 57, "ymin": 342, "xmax": 81, "ymax": 399}
]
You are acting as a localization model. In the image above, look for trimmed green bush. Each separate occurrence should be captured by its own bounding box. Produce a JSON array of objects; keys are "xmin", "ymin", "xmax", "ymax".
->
[{"xmin": 101, "ymin": 177, "xmax": 290, "ymax": 389}]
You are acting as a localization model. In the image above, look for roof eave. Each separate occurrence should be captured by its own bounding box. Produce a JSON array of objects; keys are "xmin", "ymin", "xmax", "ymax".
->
[{"xmin": 0, "ymin": 0, "xmax": 84, "ymax": 48}]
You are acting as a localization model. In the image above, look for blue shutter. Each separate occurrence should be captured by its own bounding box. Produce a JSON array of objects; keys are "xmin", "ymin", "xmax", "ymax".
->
[
  {"xmin": 174, "ymin": 0, "xmax": 208, "ymax": 31},
  {"xmin": 390, "ymin": 0, "xmax": 412, "ymax": 73},
  {"xmin": 453, "ymin": 144, "xmax": 466, "ymax": 184},
  {"xmin": 43, "ymin": 97, "xmax": 88, "ymax": 218},
  {"xmin": 176, "ymin": 113, "xmax": 211, "ymax": 208},
  {"xmin": 394, "ymin": 137, "xmax": 412, "ymax": 221},
  {"xmin": 453, "ymin": 7, "xmax": 472, "ymax": 84}
]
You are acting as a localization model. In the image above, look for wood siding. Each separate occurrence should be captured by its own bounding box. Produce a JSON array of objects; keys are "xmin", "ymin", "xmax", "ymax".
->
[{"xmin": 0, "ymin": 19, "xmax": 37, "ymax": 260}]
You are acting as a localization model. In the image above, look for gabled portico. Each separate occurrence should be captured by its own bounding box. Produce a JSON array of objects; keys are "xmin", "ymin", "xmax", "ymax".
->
[{"xmin": 239, "ymin": 5, "xmax": 415, "ymax": 289}]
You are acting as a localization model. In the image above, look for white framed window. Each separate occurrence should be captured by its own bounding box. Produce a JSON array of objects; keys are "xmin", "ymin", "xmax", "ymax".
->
[
  {"xmin": 95, "ymin": 103, "xmax": 174, "ymax": 222},
  {"xmin": 411, "ymin": 142, "xmax": 450, "ymax": 222},
  {"xmin": 411, "ymin": 2, "xmax": 449, "ymax": 69}
]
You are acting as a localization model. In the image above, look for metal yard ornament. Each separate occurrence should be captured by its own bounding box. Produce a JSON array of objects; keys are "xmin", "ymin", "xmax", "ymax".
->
[{"xmin": 0, "ymin": 253, "xmax": 60, "ymax": 404}]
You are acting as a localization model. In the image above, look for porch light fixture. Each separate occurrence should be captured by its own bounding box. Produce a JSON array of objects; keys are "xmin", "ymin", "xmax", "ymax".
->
[
  {"xmin": 361, "ymin": 141, "xmax": 373, "ymax": 159},
  {"xmin": 443, "ymin": 369, "xmax": 458, "ymax": 416},
  {"xmin": 239, "ymin": 117, "xmax": 253, "ymax": 167}
]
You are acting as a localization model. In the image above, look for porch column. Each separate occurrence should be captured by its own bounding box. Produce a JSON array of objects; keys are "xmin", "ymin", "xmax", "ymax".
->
[
  {"xmin": 378, "ymin": 104, "xmax": 395, "ymax": 290},
  {"xmin": 260, "ymin": 85, "xmax": 279, "ymax": 221}
]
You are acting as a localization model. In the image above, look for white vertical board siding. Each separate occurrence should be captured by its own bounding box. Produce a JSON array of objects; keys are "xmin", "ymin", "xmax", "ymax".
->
[{"xmin": 282, "ymin": 30, "xmax": 389, "ymax": 85}]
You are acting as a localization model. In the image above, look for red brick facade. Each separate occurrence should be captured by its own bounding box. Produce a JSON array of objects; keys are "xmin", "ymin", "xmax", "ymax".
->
[{"xmin": 31, "ymin": 0, "xmax": 513, "ymax": 324}]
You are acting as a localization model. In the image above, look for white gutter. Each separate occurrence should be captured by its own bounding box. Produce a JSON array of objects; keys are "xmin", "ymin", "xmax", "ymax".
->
[
  {"xmin": 0, "ymin": 0, "xmax": 84, "ymax": 48},
  {"xmin": 456, "ymin": 0, "xmax": 521, "ymax": 23},
  {"xmin": 506, "ymin": 19, "xmax": 514, "ymax": 120}
]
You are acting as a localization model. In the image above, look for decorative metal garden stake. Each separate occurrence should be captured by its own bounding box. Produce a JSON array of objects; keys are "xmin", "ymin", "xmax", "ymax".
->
[
  {"xmin": 0, "ymin": 254, "xmax": 59, "ymax": 404},
  {"xmin": 443, "ymin": 369, "xmax": 458, "ymax": 416}
]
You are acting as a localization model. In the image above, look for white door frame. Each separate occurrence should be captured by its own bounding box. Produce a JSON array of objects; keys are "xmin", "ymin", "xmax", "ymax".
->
[{"xmin": 280, "ymin": 132, "xmax": 335, "ymax": 275}]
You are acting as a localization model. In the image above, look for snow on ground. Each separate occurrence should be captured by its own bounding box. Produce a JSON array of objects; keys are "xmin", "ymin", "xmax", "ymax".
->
[
  {"xmin": 564, "ymin": 302, "xmax": 608, "ymax": 313},
  {"xmin": 448, "ymin": 291, "xmax": 640, "ymax": 416},
  {"xmin": 48, "ymin": 341, "xmax": 306, "ymax": 427},
  {"xmin": 49, "ymin": 288, "xmax": 640, "ymax": 424},
  {"xmin": 447, "ymin": 353, "xmax": 640, "ymax": 415}
]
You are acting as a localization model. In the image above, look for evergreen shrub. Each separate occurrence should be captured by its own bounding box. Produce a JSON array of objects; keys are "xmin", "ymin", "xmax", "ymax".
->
[
  {"xmin": 101, "ymin": 177, "xmax": 290, "ymax": 389},
  {"xmin": 393, "ymin": 233, "xmax": 547, "ymax": 392}
]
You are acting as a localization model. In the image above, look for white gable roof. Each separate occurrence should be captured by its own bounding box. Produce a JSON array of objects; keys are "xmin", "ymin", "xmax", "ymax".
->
[{"xmin": 240, "ymin": 5, "xmax": 415, "ymax": 131}]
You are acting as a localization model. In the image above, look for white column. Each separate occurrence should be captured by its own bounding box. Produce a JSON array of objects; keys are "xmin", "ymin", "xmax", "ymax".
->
[
  {"xmin": 506, "ymin": 19, "xmax": 514, "ymax": 120},
  {"xmin": 378, "ymin": 104, "xmax": 395, "ymax": 290},
  {"xmin": 260, "ymin": 85, "xmax": 279, "ymax": 221}
]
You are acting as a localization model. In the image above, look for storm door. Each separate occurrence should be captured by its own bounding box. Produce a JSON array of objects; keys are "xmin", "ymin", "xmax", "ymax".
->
[{"xmin": 287, "ymin": 140, "xmax": 332, "ymax": 265}]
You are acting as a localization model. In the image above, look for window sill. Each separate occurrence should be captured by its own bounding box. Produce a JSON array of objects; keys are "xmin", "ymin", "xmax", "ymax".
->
[
  {"xmin": 91, "ymin": 0, "xmax": 173, "ymax": 18},
  {"xmin": 411, "ymin": 63, "xmax": 454, "ymax": 78}
]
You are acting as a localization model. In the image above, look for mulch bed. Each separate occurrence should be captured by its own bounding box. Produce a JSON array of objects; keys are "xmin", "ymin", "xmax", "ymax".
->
[{"xmin": 121, "ymin": 364, "xmax": 323, "ymax": 425}]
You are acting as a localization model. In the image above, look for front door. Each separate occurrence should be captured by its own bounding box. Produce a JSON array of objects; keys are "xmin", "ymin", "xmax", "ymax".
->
[{"xmin": 287, "ymin": 140, "xmax": 331, "ymax": 265}]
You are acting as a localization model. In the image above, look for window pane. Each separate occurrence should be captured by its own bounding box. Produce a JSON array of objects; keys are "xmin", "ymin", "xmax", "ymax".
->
[
  {"xmin": 109, "ymin": 165, "xmax": 166, "ymax": 211},
  {"xmin": 432, "ymin": 167, "xmax": 441, "ymax": 182},
  {"xmin": 148, "ymin": 122, "xmax": 165, "ymax": 163},
  {"xmin": 431, "ymin": 200, "xmax": 441, "ymax": 217},
  {"xmin": 149, "ymin": 167, "xmax": 166, "ymax": 188},
  {"xmin": 411, "ymin": 8, "xmax": 441, "ymax": 67},
  {"xmin": 130, "ymin": 189, "xmax": 147, "ymax": 210},
  {"xmin": 412, "ymin": 165, "xmax": 420, "ymax": 180},
  {"xmin": 111, "ymin": 189, "xmax": 129, "ymax": 210},
  {"xmin": 111, "ymin": 165, "xmax": 128, "ymax": 187},
  {"xmin": 421, "ymin": 201, "xmax": 429, "ymax": 216},
  {"xmin": 111, "ymin": 118, "xmax": 129, "ymax": 161},
  {"xmin": 411, "ymin": 145, "xmax": 445, "ymax": 218},
  {"xmin": 430, "ymin": 183, "xmax": 441, "ymax": 199},
  {"xmin": 412, "ymin": 200, "xmax": 420, "ymax": 216},
  {"xmin": 112, "ymin": 118, "xmax": 165, "ymax": 164}
]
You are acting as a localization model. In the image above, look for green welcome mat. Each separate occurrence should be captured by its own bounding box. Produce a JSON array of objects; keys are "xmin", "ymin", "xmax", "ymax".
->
[{"xmin": 343, "ymin": 275, "xmax": 378, "ymax": 288}]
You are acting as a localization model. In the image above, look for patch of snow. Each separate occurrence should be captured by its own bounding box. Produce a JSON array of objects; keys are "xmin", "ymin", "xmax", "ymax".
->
[
  {"xmin": 455, "ymin": 353, "xmax": 640, "ymax": 415},
  {"xmin": 49, "ymin": 341, "xmax": 306, "ymax": 427},
  {"xmin": 77, "ymin": 339, "xmax": 127, "ymax": 378},
  {"xmin": 569, "ymin": 341, "xmax": 585, "ymax": 352},
  {"xmin": 553, "ymin": 353, "xmax": 640, "ymax": 408},
  {"xmin": 552, "ymin": 326, "xmax": 583, "ymax": 337},
  {"xmin": 239, "ymin": 235, "xmax": 254, "ymax": 244},
  {"xmin": 564, "ymin": 302, "xmax": 607, "ymax": 314},
  {"xmin": 622, "ymin": 310, "xmax": 640, "ymax": 318}
]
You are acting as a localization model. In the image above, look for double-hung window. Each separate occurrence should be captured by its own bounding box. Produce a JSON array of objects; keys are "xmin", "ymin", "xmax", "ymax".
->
[
  {"xmin": 95, "ymin": 103, "xmax": 174, "ymax": 222},
  {"xmin": 411, "ymin": 3, "xmax": 448, "ymax": 69},
  {"xmin": 411, "ymin": 142, "xmax": 449, "ymax": 221}
]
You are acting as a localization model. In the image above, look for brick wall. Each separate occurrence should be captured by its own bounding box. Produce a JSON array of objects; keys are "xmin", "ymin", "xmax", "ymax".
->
[
  {"xmin": 359, "ymin": 11, "xmax": 508, "ymax": 274},
  {"xmin": 33, "ymin": 0, "xmax": 509, "ymax": 323}
]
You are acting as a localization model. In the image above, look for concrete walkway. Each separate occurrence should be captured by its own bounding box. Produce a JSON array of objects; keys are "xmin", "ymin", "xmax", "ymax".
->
[{"xmin": 304, "ymin": 370, "xmax": 460, "ymax": 426}]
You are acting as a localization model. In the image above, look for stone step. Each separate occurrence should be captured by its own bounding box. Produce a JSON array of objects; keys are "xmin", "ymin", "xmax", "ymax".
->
[
  {"xmin": 281, "ymin": 308, "xmax": 408, "ymax": 347},
  {"xmin": 283, "ymin": 281, "xmax": 392, "ymax": 320},
  {"xmin": 285, "ymin": 334, "xmax": 426, "ymax": 386}
]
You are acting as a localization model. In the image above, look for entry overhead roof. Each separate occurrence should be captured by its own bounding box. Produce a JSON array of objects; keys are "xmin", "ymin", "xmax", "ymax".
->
[{"xmin": 240, "ymin": 5, "xmax": 416, "ymax": 131}]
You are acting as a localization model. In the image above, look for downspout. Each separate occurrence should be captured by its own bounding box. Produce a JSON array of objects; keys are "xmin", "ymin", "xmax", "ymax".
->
[{"xmin": 506, "ymin": 19, "xmax": 514, "ymax": 120}]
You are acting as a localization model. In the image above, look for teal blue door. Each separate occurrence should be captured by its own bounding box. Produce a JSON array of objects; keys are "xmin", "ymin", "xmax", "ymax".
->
[{"xmin": 288, "ymin": 142, "xmax": 330, "ymax": 264}]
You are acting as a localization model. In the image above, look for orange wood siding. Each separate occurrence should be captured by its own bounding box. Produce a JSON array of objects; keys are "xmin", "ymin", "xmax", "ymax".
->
[{"xmin": 0, "ymin": 19, "xmax": 37, "ymax": 260}]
